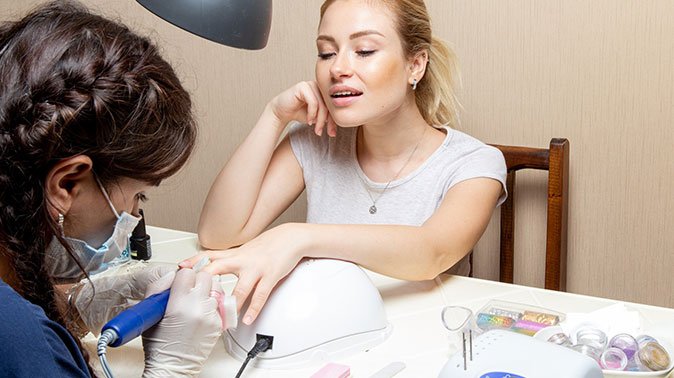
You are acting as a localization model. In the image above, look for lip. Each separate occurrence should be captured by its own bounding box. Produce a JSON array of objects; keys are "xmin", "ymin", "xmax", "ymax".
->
[
  {"xmin": 329, "ymin": 85, "xmax": 362, "ymax": 96},
  {"xmin": 329, "ymin": 85, "xmax": 363, "ymax": 107}
]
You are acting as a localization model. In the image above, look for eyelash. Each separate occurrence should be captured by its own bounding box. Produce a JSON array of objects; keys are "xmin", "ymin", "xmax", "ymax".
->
[
  {"xmin": 317, "ymin": 50, "xmax": 376, "ymax": 60},
  {"xmin": 318, "ymin": 52, "xmax": 335, "ymax": 60},
  {"xmin": 357, "ymin": 50, "xmax": 375, "ymax": 57}
]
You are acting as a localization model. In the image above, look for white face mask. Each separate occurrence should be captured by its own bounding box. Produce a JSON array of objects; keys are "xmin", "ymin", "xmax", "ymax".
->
[{"xmin": 46, "ymin": 176, "xmax": 141, "ymax": 283}]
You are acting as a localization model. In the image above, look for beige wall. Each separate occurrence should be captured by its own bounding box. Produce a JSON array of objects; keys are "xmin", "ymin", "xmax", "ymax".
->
[{"xmin": 2, "ymin": 1, "xmax": 672, "ymax": 308}]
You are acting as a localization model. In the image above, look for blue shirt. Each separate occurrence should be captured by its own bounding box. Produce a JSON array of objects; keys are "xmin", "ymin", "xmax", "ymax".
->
[{"xmin": 0, "ymin": 278, "xmax": 90, "ymax": 377}]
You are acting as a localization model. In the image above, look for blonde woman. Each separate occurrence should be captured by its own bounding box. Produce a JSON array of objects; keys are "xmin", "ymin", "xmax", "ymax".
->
[{"xmin": 190, "ymin": 0, "xmax": 507, "ymax": 326}]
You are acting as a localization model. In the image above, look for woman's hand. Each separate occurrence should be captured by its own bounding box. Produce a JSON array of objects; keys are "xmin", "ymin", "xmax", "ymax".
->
[
  {"xmin": 181, "ymin": 223, "xmax": 306, "ymax": 325},
  {"xmin": 268, "ymin": 81, "xmax": 337, "ymax": 137},
  {"xmin": 67, "ymin": 261, "xmax": 177, "ymax": 336},
  {"xmin": 142, "ymin": 269, "xmax": 224, "ymax": 377}
]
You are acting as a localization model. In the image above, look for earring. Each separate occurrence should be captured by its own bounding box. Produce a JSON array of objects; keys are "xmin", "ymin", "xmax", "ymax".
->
[
  {"xmin": 57, "ymin": 213, "xmax": 64, "ymax": 228},
  {"xmin": 412, "ymin": 79, "xmax": 418, "ymax": 91}
]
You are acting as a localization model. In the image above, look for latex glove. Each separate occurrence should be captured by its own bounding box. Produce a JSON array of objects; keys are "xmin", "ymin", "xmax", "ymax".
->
[
  {"xmin": 142, "ymin": 268, "xmax": 223, "ymax": 377},
  {"xmin": 68, "ymin": 261, "xmax": 177, "ymax": 335}
]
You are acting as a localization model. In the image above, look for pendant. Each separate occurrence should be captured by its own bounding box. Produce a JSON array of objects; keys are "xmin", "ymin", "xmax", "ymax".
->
[{"xmin": 369, "ymin": 205, "xmax": 377, "ymax": 214}]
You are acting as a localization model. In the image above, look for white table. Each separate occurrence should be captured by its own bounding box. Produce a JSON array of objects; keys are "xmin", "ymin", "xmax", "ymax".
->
[{"xmin": 85, "ymin": 226, "xmax": 674, "ymax": 377}]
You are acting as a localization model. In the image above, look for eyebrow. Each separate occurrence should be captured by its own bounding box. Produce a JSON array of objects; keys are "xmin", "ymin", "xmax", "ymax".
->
[{"xmin": 317, "ymin": 30, "xmax": 385, "ymax": 43}]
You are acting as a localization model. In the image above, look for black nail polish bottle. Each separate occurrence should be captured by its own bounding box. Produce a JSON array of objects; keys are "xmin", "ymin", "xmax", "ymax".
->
[{"xmin": 130, "ymin": 209, "xmax": 152, "ymax": 260}]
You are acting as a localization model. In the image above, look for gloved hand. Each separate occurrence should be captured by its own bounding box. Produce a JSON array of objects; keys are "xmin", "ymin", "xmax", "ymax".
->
[
  {"xmin": 141, "ymin": 268, "xmax": 223, "ymax": 377},
  {"xmin": 68, "ymin": 261, "xmax": 177, "ymax": 335}
]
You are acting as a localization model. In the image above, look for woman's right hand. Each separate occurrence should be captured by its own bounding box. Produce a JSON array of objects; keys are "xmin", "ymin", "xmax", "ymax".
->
[{"xmin": 268, "ymin": 81, "xmax": 337, "ymax": 137}]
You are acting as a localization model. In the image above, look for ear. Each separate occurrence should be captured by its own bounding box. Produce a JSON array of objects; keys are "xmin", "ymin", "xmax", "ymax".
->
[
  {"xmin": 45, "ymin": 155, "xmax": 94, "ymax": 220},
  {"xmin": 407, "ymin": 49, "xmax": 429, "ymax": 86}
]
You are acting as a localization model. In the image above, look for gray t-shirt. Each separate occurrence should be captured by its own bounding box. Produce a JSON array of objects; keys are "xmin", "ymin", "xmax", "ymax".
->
[{"xmin": 288, "ymin": 122, "xmax": 507, "ymax": 275}]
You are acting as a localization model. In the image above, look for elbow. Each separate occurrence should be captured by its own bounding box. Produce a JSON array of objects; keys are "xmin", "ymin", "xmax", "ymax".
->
[
  {"xmin": 408, "ymin": 252, "xmax": 447, "ymax": 281},
  {"xmin": 197, "ymin": 225, "xmax": 235, "ymax": 250},
  {"xmin": 197, "ymin": 224, "xmax": 252, "ymax": 250},
  {"xmin": 197, "ymin": 232, "xmax": 228, "ymax": 250},
  {"xmin": 424, "ymin": 260, "xmax": 448, "ymax": 280},
  {"xmin": 423, "ymin": 245, "xmax": 471, "ymax": 280}
]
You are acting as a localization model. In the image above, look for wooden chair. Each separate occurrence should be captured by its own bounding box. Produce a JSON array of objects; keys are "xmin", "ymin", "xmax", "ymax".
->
[{"xmin": 470, "ymin": 138, "xmax": 570, "ymax": 291}]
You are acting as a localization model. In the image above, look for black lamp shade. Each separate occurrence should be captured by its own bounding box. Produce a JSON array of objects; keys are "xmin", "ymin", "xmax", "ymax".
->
[{"xmin": 137, "ymin": 0, "xmax": 272, "ymax": 50}]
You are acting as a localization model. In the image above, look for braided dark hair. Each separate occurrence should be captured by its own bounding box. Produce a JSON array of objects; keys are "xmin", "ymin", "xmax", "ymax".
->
[{"xmin": 0, "ymin": 1, "xmax": 196, "ymax": 373}]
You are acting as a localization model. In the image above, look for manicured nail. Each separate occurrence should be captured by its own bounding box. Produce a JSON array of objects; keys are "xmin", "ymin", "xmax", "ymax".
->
[
  {"xmin": 243, "ymin": 315, "xmax": 253, "ymax": 325},
  {"xmin": 192, "ymin": 256, "xmax": 210, "ymax": 272}
]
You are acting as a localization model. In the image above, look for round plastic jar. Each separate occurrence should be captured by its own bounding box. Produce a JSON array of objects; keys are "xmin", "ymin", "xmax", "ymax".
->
[
  {"xmin": 634, "ymin": 341, "xmax": 671, "ymax": 372},
  {"xmin": 571, "ymin": 343, "xmax": 602, "ymax": 364},
  {"xmin": 600, "ymin": 347, "xmax": 629, "ymax": 370},
  {"xmin": 609, "ymin": 333, "xmax": 639, "ymax": 360},
  {"xmin": 576, "ymin": 327, "xmax": 608, "ymax": 350}
]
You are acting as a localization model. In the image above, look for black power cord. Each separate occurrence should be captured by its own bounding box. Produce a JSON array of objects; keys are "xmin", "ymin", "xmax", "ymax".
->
[{"xmin": 235, "ymin": 335, "xmax": 273, "ymax": 378}]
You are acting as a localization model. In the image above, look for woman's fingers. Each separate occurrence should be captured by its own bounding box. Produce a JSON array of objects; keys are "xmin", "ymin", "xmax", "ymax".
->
[
  {"xmin": 242, "ymin": 278, "xmax": 275, "ymax": 325},
  {"xmin": 308, "ymin": 81, "xmax": 329, "ymax": 136},
  {"xmin": 179, "ymin": 251, "xmax": 213, "ymax": 269},
  {"xmin": 145, "ymin": 270, "xmax": 176, "ymax": 297},
  {"xmin": 169, "ymin": 268, "xmax": 197, "ymax": 298},
  {"xmin": 193, "ymin": 271, "xmax": 214, "ymax": 296},
  {"xmin": 271, "ymin": 81, "xmax": 334, "ymax": 132},
  {"xmin": 299, "ymin": 81, "xmax": 319, "ymax": 126},
  {"xmin": 230, "ymin": 271, "xmax": 259, "ymax": 315},
  {"xmin": 326, "ymin": 113, "xmax": 337, "ymax": 137}
]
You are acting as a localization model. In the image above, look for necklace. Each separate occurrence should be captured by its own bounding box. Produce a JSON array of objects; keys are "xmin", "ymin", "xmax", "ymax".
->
[{"xmin": 356, "ymin": 126, "xmax": 427, "ymax": 214}]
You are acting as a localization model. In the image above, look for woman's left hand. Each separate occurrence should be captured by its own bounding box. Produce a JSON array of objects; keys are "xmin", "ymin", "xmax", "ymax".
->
[
  {"xmin": 180, "ymin": 223, "xmax": 306, "ymax": 325},
  {"xmin": 68, "ymin": 261, "xmax": 177, "ymax": 335}
]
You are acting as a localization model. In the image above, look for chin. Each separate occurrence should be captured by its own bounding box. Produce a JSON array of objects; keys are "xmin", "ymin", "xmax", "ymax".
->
[
  {"xmin": 335, "ymin": 121, "xmax": 361, "ymax": 129},
  {"xmin": 330, "ymin": 111, "xmax": 367, "ymax": 128}
]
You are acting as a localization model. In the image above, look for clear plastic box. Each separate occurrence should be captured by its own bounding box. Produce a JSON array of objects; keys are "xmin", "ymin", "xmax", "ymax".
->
[{"xmin": 474, "ymin": 299, "xmax": 566, "ymax": 336}]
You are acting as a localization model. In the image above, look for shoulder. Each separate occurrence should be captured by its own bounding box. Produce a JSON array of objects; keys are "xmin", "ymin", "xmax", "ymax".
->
[
  {"xmin": 0, "ymin": 279, "xmax": 46, "ymax": 341},
  {"xmin": 288, "ymin": 122, "xmax": 355, "ymax": 167},
  {"xmin": 288, "ymin": 121, "xmax": 324, "ymax": 154},
  {"xmin": 438, "ymin": 127, "xmax": 508, "ymax": 204},
  {"xmin": 443, "ymin": 127, "xmax": 503, "ymax": 159},
  {"xmin": 437, "ymin": 127, "xmax": 505, "ymax": 170},
  {"xmin": 0, "ymin": 280, "xmax": 90, "ymax": 377}
]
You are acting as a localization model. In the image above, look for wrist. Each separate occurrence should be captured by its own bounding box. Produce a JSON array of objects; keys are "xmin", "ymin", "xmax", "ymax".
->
[
  {"xmin": 262, "ymin": 102, "xmax": 290, "ymax": 132},
  {"xmin": 277, "ymin": 222, "xmax": 314, "ymax": 260}
]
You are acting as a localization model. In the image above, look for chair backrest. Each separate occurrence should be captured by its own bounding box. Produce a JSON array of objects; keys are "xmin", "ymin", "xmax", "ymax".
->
[{"xmin": 490, "ymin": 138, "xmax": 569, "ymax": 291}]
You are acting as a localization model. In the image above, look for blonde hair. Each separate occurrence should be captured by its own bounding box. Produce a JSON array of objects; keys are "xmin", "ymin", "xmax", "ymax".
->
[{"xmin": 320, "ymin": 0, "xmax": 461, "ymax": 127}]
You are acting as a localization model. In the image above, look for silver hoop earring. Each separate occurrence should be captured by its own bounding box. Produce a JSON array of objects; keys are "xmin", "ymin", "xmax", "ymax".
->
[{"xmin": 412, "ymin": 79, "xmax": 418, "ymax": 91}]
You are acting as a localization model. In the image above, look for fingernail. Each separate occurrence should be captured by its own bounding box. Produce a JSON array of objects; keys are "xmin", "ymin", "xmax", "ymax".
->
[
  {"xmin": 178, "ymin": 261, "xmax": 189, "ymax": 268},
  {"xmin": 192, "ymin": 256, "xmax": 210, "ymax": 272},
  {"xmin": 243, "ymin": 315, "xmax": 253, "ymax": 325}
]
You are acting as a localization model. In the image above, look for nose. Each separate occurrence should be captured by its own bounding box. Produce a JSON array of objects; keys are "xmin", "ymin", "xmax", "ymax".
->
[{"xmin": 329, "ymin": 51, "xmax": 353, "ymax": 79}]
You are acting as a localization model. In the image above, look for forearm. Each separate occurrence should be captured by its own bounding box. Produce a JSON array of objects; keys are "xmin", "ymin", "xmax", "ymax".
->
[
  {"xmin": 290, "ymin": 223, "xmax": 470, "ymax": 280},
  {"xmin": 198, "ymin": 105, "xmax": 286, "ymax": 248}
]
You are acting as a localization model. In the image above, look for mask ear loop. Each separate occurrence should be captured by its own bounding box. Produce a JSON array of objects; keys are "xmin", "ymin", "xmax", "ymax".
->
[{"xmin": 93, "ymin": 174, "xmax": 121, "ymax": 219}]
